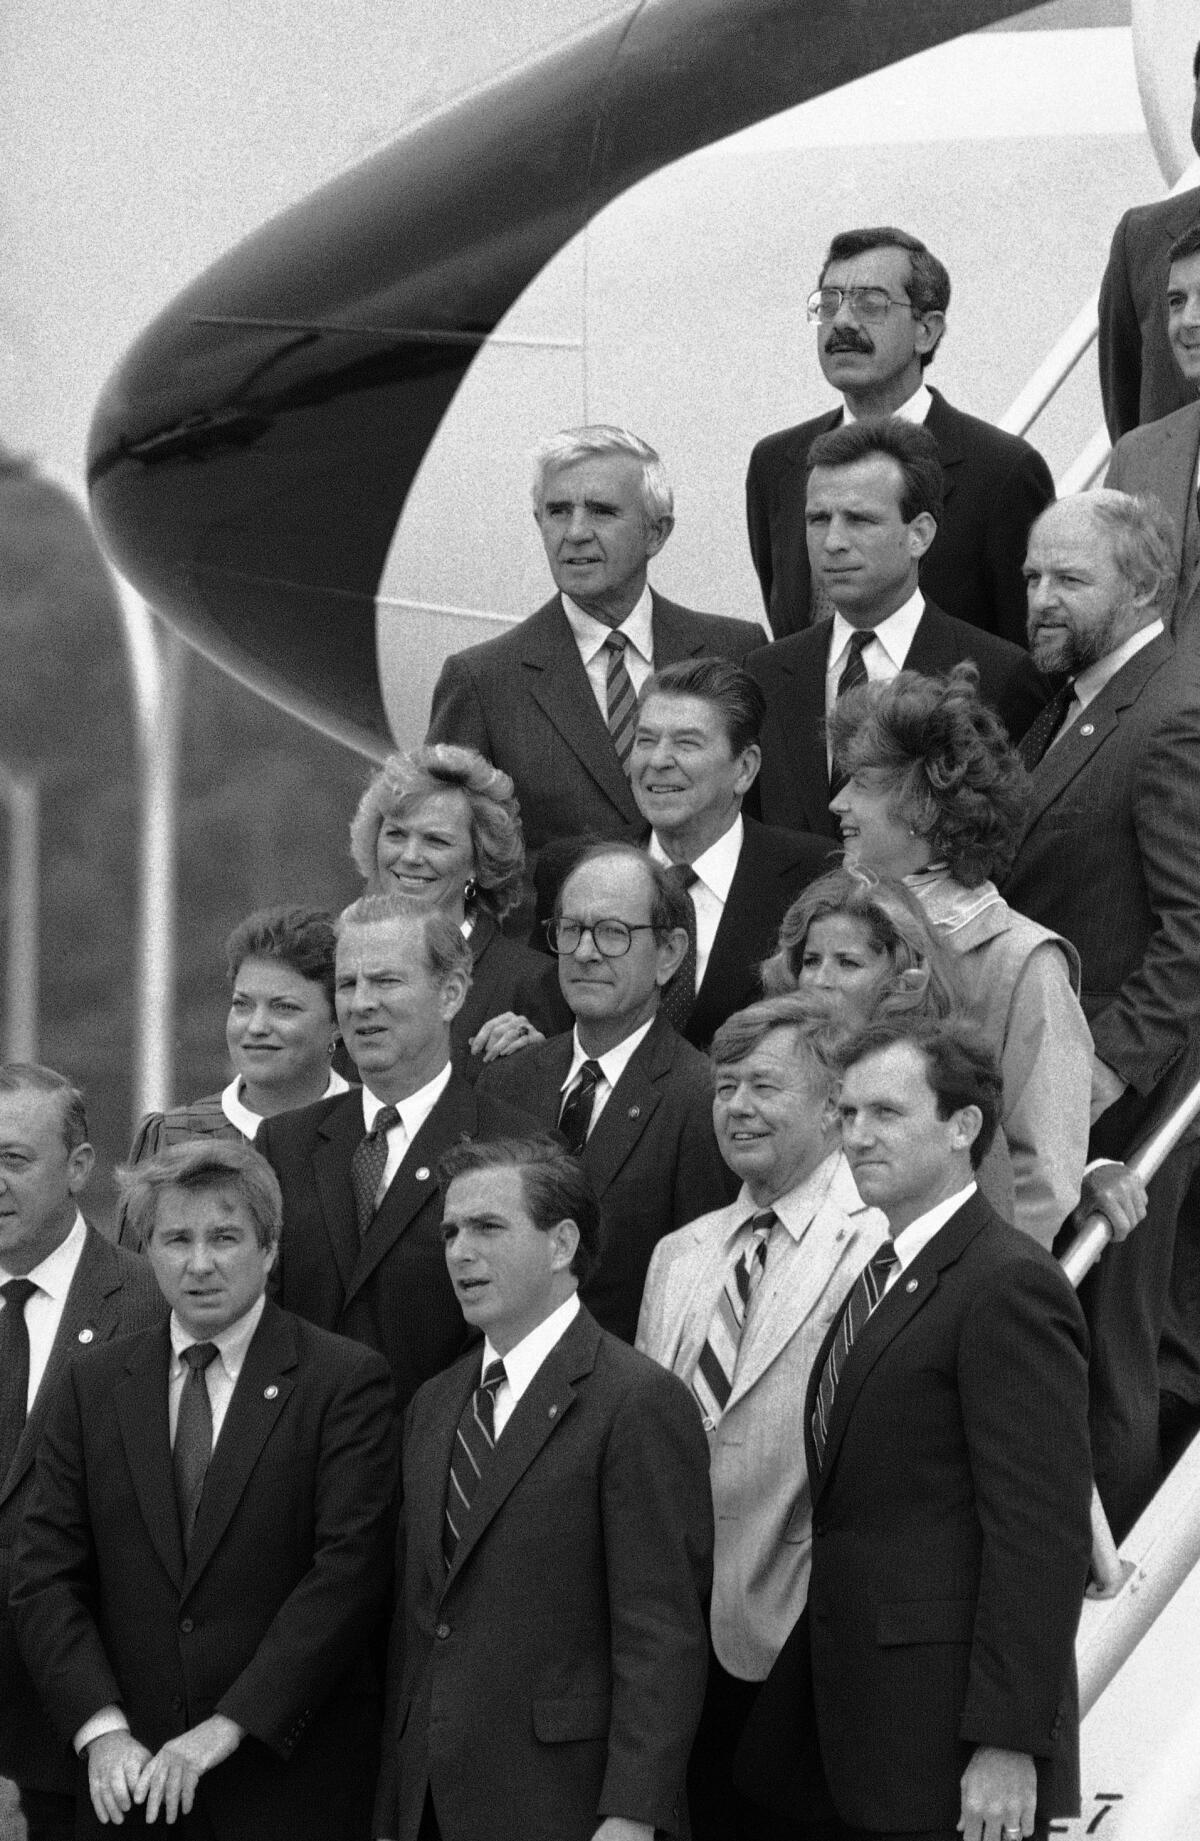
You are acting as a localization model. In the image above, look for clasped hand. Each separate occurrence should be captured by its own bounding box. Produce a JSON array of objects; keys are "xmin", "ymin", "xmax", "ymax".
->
[{"xmin": 87, "ymin": 1715, "xmax": 242, "ymax": 1824}]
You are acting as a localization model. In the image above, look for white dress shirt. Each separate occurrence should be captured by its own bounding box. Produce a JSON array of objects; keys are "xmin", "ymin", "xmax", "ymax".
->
[
  {"xmin": 824, "ymin": 588, "xmax": 926, "ymax": 764},
  {"xmin": 882, "ymin": 1183, "xmax": 977, "ymax": 1294},
  {"xmin": 559, "ymin": 1017, "xmax": 656, "ymax": 1138},
  {"xmin": 1, "ymin": 1210, "xmax": 88, "ymax": 1412},
  {"xmin": 649, "ymin": 814, "xmax": 743, "ymax": 989},
  {"xmin": 562, "ymin": 585, "xmax": 655, "ymax": 719},
  {"xmin": 221, "ymin": 1067, "xmax": 351, "ymax": 1138},
  {"xmin": 486, "ymin": 1292, "xmax": 580, "ymax": 1439},
  {"xmin": 362, "ymin": 1064, "xmax": 454, "ymax": 1203},
  {"xmin": 167, "ymin": 1292, "xmax": 267, "ymax": 1447},
  {"xmin": 843, "ymin": 381, "xmax": 932, "ymax": 428},
  {"xmin": 1067, "ymin": 619, "xmax": 1164, "ymax": 723}
]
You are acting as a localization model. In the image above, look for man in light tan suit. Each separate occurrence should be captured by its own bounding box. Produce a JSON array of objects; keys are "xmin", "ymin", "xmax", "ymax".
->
[{"xmin": 636, "ymin": 995, "xmax": 885, "ymax": 1841}]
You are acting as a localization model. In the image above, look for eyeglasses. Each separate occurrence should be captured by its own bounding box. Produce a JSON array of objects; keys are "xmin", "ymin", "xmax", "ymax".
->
[
  {"xmin": 806, "ymin": 287, "xmax": 915, "ymax": 325},
  {"xmin": 544, "ymin": 918, "xmax": 658, "ymax": 958}
]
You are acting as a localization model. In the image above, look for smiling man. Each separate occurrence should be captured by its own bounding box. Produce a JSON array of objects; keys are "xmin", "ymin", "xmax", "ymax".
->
[
  {"xmin": 256, "ymin": 893, "xmax": 534, "ymax": 1408},
  {"xmin": 739, "ymin": 1017, "xmax": 1092, "ymax": 1841},
  {"xmin": 376, "ymin": 1133, "xmax": 712, "ymax": 1841},
  {"xmin": 630, "ymin": 658, "xmax": 829, "ymax": 1049},
  {"xmin": 638, "ymin": 997, "xmax": 885, "ymax": 1841},
  {"xmin": 745, "ymin": 417, "xmax": 1048, "ymax": 838},
  {"xmin": 426, "ymin": 425, "xmax": 760, "ymax": 889},
  {"xmin": 11, "ymin": 1138, "xmax": 397, "ymax": 1841},
  {"xmin": 477, "ymin": 845, "xmax": 735, "ymax": 1342},
  {"xmin": 746, "ymin": 226, "xmax": 1054, "ymax": 645}
]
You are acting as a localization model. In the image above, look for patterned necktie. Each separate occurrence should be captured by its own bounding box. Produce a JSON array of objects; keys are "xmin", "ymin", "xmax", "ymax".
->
[
  {"xmin": 691, "ymin": 1211, "xmax": 775, "ymax": 1427},
  {"xmin": 443, "ymin": 1357, "xmax": 507, "ymax": 1567},
  {"xmin": 0, "ymin": 1278, "xmax": 38, "ymax": 1483},
  {"xmin": 659, "ymin": 864, "xmax": 699, "ymax": 1032},
  {"xmin": 604, "ymin": 632, "xmax": 638, "ymax": 772},
  {"xmin": 174, "ymin": 1341, "xmax": 219, "ymax": 1550},
  {"xmin": 811, "ymin": 1239, "xmax": 897, "ymax": 1469},
  {"xmin": 829, "ymin": 629, "xmax": 875, "ymax": 798},
  {"xmin": 350, "ymin": 1104, "xmax": 400, "ymax": 1237},
  {"xmin": 1018, "ymin": 680, "xmax": 1076, "ymax": 769},
  {"xmin": 558, "ymin": 1060, "xmax": 603, "ymax": 1154}
]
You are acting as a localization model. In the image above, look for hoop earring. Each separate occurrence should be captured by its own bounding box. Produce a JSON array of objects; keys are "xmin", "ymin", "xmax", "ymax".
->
[{"xmin": 464, "ymin": 877, "xmax": 477, "ymax": 905}]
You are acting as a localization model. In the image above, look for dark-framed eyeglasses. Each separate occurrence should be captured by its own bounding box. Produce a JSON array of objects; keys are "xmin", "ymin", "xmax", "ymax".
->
[
  {"xmin": 543, "ymin": 918, "xmax": 658, "ymax": 958},
  {"xmin": 806, "ymin": 286, "xmax": 915, "ymax": 325}
]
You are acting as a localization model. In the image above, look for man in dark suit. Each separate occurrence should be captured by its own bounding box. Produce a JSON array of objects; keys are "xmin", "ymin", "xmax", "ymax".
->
[
  {"xmin": 0, "ymin": 1065, "xmax": 165, "ymax": 1841},
  {"xmin": 746, "ymin": 419, "xmax": 1049, "ymax": 839},
  {"xmin": 374, "ymin": 1132, "xmax": 712, "ymax": 1841},
  {"xmin": 630, "ymin": 657, "xmax": 832, "ymax": 1050},
  {"xmin": 1098, "ymin": 39, "xmax": 1200, "ymax": 440},
  {"xmin": 1005, "ymin": 488, "xmax": 1200, "ymax": 1539},
  {"xmin": 738, "ymin": 1018, "xmax": 1092, "ymax": 1841},
  {"xmin": 1105, "ymin": 222, "xmax": 1200, "ymax": 641},
  {"xmin": 11, "ymin": 1138, "xmax": 397, "ymax": 1841},
  {"xmin": 426, "ymin": 424, "xmax": 762, "ymax": 876},
  {"xmin": 478, "ymin": 845, "xmax": 735, "ymax": 1342},
  {"xmin": 746, "ymin": 226, "xmax": 1054, "ymax": 646},
  {"xmin": 257, "ymin": 895, "xmax": 534, "ymax": 1409}
]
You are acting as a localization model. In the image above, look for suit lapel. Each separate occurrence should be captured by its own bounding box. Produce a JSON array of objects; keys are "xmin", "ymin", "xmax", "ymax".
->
[
  {"xmin": 690, "ymin": 827, "xmax": 764, "ymax": 1040},
  {"xmin": 772, "ymin": 633, "xmax": 831, "ymax": 828},
  {"xmin": 344, "ymin": 1075, "xmax": 476, "ymax": 1301},
  {"xmin": 522, "ymin": 599, "xmax": 640, "ymax": 823},
  {"xmin": 904, "ymin": 604, "xmax": 958, "ymax": 676},
  {"xmin": 442, "ymin": 1311, "xmax": 599, "ymax": 1590},
  {"xmin": 114, "ymin": 1324, "xmax": 185, "ymax": 1589},
  {"xmin": 925, "ymin": 391, "xmax": 963, "ymax": 508},
  {"xmin": 582, "ymin": 1016, "xmax": 670, "ymax": 1196},
  {"xmin": 312, "ymin": 1098, "xmax": 366, "ymax": 1292},
  {"xmin": 183, "ymin": 1302, "xmax": 298, "ymax": 1592},
  {"xmin": 1021, "ymin": 636, "xmax": 1173, "ymax": 834}
]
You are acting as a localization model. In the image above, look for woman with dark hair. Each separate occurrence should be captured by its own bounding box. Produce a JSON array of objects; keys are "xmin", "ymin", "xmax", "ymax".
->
[
  {"xmin": 827, "ymin": 662, "xmax": 1093, "ymax": 1248},
  {"xmin": 127, "ymin": 904, "xmax": 351, "ymax": 1162},
  {"xmin": 350, "ymin": 741, "xmax": 567, "ymax": 1073}
]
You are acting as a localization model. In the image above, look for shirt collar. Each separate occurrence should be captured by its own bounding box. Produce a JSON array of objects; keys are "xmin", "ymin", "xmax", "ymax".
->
[
  {"xmin": 830, "ymin": 586, "xmax": 925, "ymax": 672},
  {"xmin": 843, "ymin": 381, "xmax": 932, "ymax": 427},
  {"xmin": 561, "ymin": 585, "xmax": 654, "ymax": 667},
  {"xmin": 1072, "ymin": 620, "xmax": 1164, "ymax": 710},
  {"xmin": 363, "ymin": 1062, "xmax": 453, "ymax": 1137},
  {"xmin": 649, "ymin": 812, "xmax": 743, "ymax": 901},
  {"xmin": 221, "ymin": 1067, "xmax": 351, "ymax": 1136},
  {"xmin": 169, "ymin": 1290, "xmax": 266, "ymax": 1371},
  {"xmin": 562, "ymin": 1015, "xmax": 656, "ymax": 1093},
  {"xmin": 891, "ymin": 1182, "xmax": 977, "ymax": 1272},
  {"xmin": 0, "ymin": 1210, "xmax": 87, "ymax": 1296},
  {"xmin": 723, "ymin": 1148, "xmax": 845, "ymax": 1249},
  {"xmin": 484, "ymin": 1291, "xmax": 580, "ymax": 1394}
]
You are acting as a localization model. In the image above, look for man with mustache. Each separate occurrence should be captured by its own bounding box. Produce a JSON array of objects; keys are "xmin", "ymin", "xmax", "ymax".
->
[{"xmin": 746, "ymin": 226, "xmax": 1054, "ymax": 646}]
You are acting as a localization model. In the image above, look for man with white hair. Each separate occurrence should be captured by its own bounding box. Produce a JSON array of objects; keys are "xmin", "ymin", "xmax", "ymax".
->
[{"xmin": 426, "ymin": 425, "xmax": 761, "ymax": 884}]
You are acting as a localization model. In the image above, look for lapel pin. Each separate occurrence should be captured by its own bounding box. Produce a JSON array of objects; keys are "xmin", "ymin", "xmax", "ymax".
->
[
  {"xmin": 415, "ymin": 1166, "xmax": 431, "ymax": 1182},
  {"xmin": 264, "ymin": 1384, "xmax": 279, "ymax": 1400},
  {"xmin": 628, "ymin": 1106, "xmax": 640, "ymax": 1120},
  {"xmin": 1080, "ymin": 723, "xmax": 1094, "ymax": 737},
  {"xmin": 905, "ymin": 1278, "xmax": 918, "ymax": 1294},
  {"xmin": 78, "ymin": 1327, "xmax": 95, "ymax": 1344},
  {"xmin": 548, "ymin": 1404, "xmax": 558, "ymax": 1418}
]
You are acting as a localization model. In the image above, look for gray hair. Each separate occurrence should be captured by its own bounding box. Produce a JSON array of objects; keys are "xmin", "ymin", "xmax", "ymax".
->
[
  {"xmin": 1057, "ymin": 489, "xmax": 1178, "ymax": 626},
  {"xmin": 530, "ymin": 424, "xmax": 674, "ymax": 525},
  {"xmin": 0, "ymin": 1063, "xmax": 89, "ymax": 1152},
  {"xmin": 337, "ymin": 892, "xmax": 473, "ymax": 988}
]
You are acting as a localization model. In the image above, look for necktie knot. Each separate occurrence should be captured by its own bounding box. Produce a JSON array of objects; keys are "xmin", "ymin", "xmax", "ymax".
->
[
  {"xmin": 837, "ymin": 628, "xmax": 873, "ymax": 696},
  {"xmin": 370, "ymin": 1104, "xmax": 400, "ymax": 1140},
  {"xmin": 181, "ymin": 1341, "xmax": 219, "ymax": 1376},
  {"xmin": 351, "ymin": 1105, "xmax": 401, "ymax": 1238},
  {"xmin": 480, "ymin": 1356, "xmax": 506, "ymax": 1397},
  {"xmin": 604, "ymin": 631, "xmax": 627, "ymax": 658},
  {"xmin": 559, "ymin": 1060, "xmax": 603, "ymax": 1154},
  {"xmin": 1, "ymin": 1277, "xmax": 37, "ymax": 1311},
  {"xmin": 665, "ymin": 861, "xmax": 698, "ymax": 891}
]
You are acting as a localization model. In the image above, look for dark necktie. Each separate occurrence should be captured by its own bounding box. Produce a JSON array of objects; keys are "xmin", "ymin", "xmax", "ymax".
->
[
  {"xmin": 829, "ymin": 630, "xmax": 875, "ymax": 798},
  {"xmin": 443, "ymin": 1357, "xmax": 506, "ymax": 1567},
  {"xmin": 659, "ymin": 863, "xmax": 699, "ymax": 1032},
  {"xmin": 0, "ymin": 1277, "xmax": 38, "ymax": 1484},
  {"xmin": 350, "ymin": 1104, "xmax": 400, "ymax": 1237},
  {"xmin": 174, "ymin": 1341, "xmax": 219, "ymax": 1550},
  {"xmin": 604, "ymin": 632, "xmax": 638, "ymax": 772},
  {"xmin": 691, "ymin": 1211, "xmax": 775, "ymax": 1427},
  {"xmin": 1018, "ymin": 680, "xmax": 1076, "ymax": 769},
  {"xmin": 558, "ymin": 1060, "xmax": 603, "ymax": 1153},
  {"xmin": 811, "ymin": 1239, "xmax": 897, "ymax": 1469}
]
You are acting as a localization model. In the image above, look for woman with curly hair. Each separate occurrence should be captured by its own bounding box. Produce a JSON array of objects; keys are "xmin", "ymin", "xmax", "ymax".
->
[
  {"xmin": 827, "ymin": 662, "xmax": 1093, "ymax": 1248},
  {"xmin": 350, "ymin": 741, "xmax": 568, "ymax": 1075}
]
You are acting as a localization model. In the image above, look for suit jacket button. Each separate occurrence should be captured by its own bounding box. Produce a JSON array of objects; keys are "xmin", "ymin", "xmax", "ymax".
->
[
  {"xmin": 179, "ymin": 1617, "xmax": 194, "ymax": 1633},
  {"xmin": 435, "ymin": 1622, "xmax": 451, "ymax": 1640}
]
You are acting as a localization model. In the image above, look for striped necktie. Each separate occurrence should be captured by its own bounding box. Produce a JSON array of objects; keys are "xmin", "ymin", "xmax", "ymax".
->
[
  {"xmin": 444, "ymin": 1357, "xmax": 506, "ymax": 1567},
  {"xmin": 350, "ymin": 1104, "xmax": 400, "ymax": 1237},
  {"xmin": 811, "ymin": 1239, "xmax": 897, "ymax": 1468},
  {"xmin": 829, "ymin": 629, "xmax": 874, "ymax": 797},
  {"xmin": 558, "ymin": 1059, "xmax": 602, "ymax": 1153},
  {"xmin": 691, "ymin": 1211, "xmax": 776, "ymax": 1428},
  {"xmin": 604, "ymin": 631, "xmax": 638, "ymax": 772}
]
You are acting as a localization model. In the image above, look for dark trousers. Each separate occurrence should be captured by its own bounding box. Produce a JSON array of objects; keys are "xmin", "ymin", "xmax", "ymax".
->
[
  {"xmin": 15, "ymin": 1787, "xmax": 76, "ymax": 1841},
  {"xmin": 418, "ymin": 1788, "xmax": 442, "ymax": 1841},
  {"xmin": 834, "ymin": 1827, "xmax": 1048, "ymax": 1841},
  {"xmin": 690, "ymin": 1646, "xmax": 834, "ymax": 1841}
]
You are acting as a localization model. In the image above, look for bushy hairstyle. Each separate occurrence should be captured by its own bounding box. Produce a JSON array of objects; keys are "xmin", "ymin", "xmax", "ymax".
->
[
  {"xmin": 638, "ymin": 657, "xmax": 767, "ymax": 755},
  {"xmin": 0, "ymin": 1063, "xmax": 89, "ymax": 1152},
  {"xmin": 761, "ymin": 865, "xmax": 960, "ymax": 1016},
  {"xmin": 530, "ymin": 425, "xmax": 674, "ymax": 526},
  {"xmin": 1058, "ymin": 489, "xmax": 1179, "ymax": 628},
  {"xmin": 711, "ymin": 993, "xmax": 845, "ymax": 1107},
  {"xmin": 118, "ymin": 1138, "xmax": 284, "ymax": 1252},
  {"xmin": 556, "ymin": 844, "xmax": 691, "ymax": 942},
  {"xmin": 437, "ymin": 1132, "xmax": 601, "ymax": 1282},
  {"xmin": 807, "ymin": 417, "xmax": 944, "ymax": 525},
  {"xmin": 829, "ymin": 664, "xmax": 1030, "ymax": 886},
  {"xmin": 837, "ymin": 1014, "xmax": 1002, "ymax": 1169},
  {"xmin": 348, "ymin": 743, "xmax": 525, "ymax": 921},
  {"xmin": 337, "ymin": 893, "xmax": 474, "ymax": 988},
  {"xmin": 818, "ymin": 226, "xmax": 950, "ymax": 366},
  {"xmin": 224, "ymin": 906, "xmax": 339, "ymax": 1014}
]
